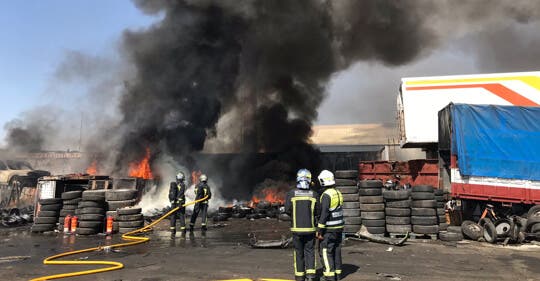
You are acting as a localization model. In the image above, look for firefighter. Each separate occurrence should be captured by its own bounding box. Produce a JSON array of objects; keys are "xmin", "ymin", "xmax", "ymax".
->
[
  {"xmin": 285, "ymin": 169, "xmax": 320, "ymax": 281},
  {"xmin": 317, "ymin": 170, "xmax": 344, "ymax": 281},
  {"xmin": 169, "ymin": 172, "xmax": 187, "ymax": 236},
  {"xmin": 189, "ymin": 174, "xmax": 212, "ymax": 232}
]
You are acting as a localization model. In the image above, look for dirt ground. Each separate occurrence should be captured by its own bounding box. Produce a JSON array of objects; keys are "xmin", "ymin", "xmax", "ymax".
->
[{"xmin": 1, "ymin": 219, "xmax": 540, "ymax": 281}]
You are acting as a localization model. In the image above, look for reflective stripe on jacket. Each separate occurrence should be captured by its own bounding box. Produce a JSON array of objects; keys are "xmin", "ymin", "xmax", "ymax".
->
[{"xmin": 285, "ymin": 189, "xmax": 320, "ymax": 234}]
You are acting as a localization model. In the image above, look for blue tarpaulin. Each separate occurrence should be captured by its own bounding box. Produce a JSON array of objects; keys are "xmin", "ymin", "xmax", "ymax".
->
[{"xmin": 451, "ymin": 104, "xmax": 540, "ymax": 180}]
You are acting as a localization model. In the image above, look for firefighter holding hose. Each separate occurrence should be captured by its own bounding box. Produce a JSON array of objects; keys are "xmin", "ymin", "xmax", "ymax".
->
[
  {"xmin": 189, "ymin": 174, "xmax": 212, "ymax": 232},
  {"xmin": 285, "ymin": 169, "xmax": 320, "ymax": 281},
  {"xmin": 169, "ymin": 172, "xmax": 187, "ymax": 237}
]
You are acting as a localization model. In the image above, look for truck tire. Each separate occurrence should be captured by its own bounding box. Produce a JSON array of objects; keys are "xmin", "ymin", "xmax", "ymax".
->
[
  {"xmin": 335, "ymin": 179, "xmax": 357, "ymax": 186},
  {"xmin": 82, "ymin": 191, "xmax": 105, "ymax": 201},
  {"xmin": 106, "ymin": 211, "xmax": 118, "ymax": 219},
  {"xmin": 117, "ymin": 207, "xmax": 142, "ymax": 216},
  {"xmin": 63, "ymin": 198, "xmax": 82, "ymax": 205},
  {"xmin": 436, "ymin": 208, "xmax": 446, "ymax": 216},
  {"xmin": 342, "ymin": 194, "xmax": 359, "ymax": 202},
  {"xmin": 412, "ymin": 185, "xmax": 434, "ymax": 193},
  {"xmin": 366, "ymin": 226, "xmax": 385, "ymax": 234},
  {"xmin": 79, "ymin": 214, "xmax": 104, "ymax": 221},
  {"xmin": 382, "ymin": 190, "xmax": 410, "ymax": 200},
  {"xmin": 344, "ymin": 217, "xmax": 362, "ymax": 225},
  {"xmin": 78, "ymin": 221, "xmax": 103, "ymax": 229},
  {"xmin": 361, "ymin": 211, "xmax": 385, "ymax": 220},
  {"xmin": 343, "ymin": 209, "xmax": 360, "ymax": 217},
  {"xmin": 106, "ymin": 189, "xmax": 138, "ymax": 201},
  {"xmin": 343, "ymin": 202, "xmax": 360, "ymax": 209},
  {"xmin": 335, "ymin": 170, "xmax": 358, "ymax": 179},
  {"xmin": 118, "ymin": 220, "xmax": 144, "ymax": 228},
  {"xmin": 434, "ymin": 189, "xmax": 444, "ymax": 196},
  {"xmin": 527, "ymin": 205, "xmax": 540, "ymax": 219},
  {"xmin": 358, "ymin": 180, "xmax": 383, "ymax": 188},
  {"xmin": 61, "ymin": 191, "xmax": 83, "ymax": 200},
  {"xmin": 39, "ymin": 198, "xmax": 62, "ymax": 205},
  {"xmin": 531, "ymin": 223, "xmax": 540, "ymax": 233},
  {"xmin": 411, "ymin": 200, "xmax": 437, "ymax": 208},
  {"xmin": 38, "ymin": 211, "xmax": 58, "ymax": 217},
  {"xmin": 439, "ymin": 231, "xmax": 463, "ymax": 241},
  {"xmin": 385, "ymin": 200, "xmax": 411, "ymax": 208},
  {"xmin": 359, "ymin": 196, "xmax": 384, "ymax": 204},
  {"xmin": 362, "ymin": 219, "xmax": 385, "ymax": 227},
  {"xmin": 386, "ymin": 224, "xmax": 411, "ymax": 233},
  {"xmin": 359, "ymin": 203, "xmax": 385, "ymax": 212},
  {"xmin": 31, "ymin": 223, "xmax": 56, "ymax": 232},
  {"xmin": 439, "ymin": 222, "xmax": 448, "ymax": 231},
  {"xmin": 117, "ymin": 214, "xmax": 143, "ymax": 221},
  {"xmin": 359, "ymin": 188, "xmax": 382, "ymax": 196},
  {"xmin": 77, "ymin": 227, "xmax": 99, "ymax": 235},
  {"xmin": 79, "ymin": 207, "xmax": 105, "ymax": 215},
  {"xmin": 411, "ymin": 216, "xmax": 438, "ymax": 225},
  {"xmin": 63, "ymin": 205, "xmax": 77, "ymax": 210},
  {"xmin": 413, "ymin": 225, "xmax": 439, "ymax": 234},
  {"xmin": 107, "ymin": 200, "xmax": 137, "ymax": 211},
  {"xmin": 59, "ymin": 209, "xmax": 75, "ymax": 217},
  {"xmin": 435, "ymin": 195, "xmax": 445, "ymax": 202},
  {"xmin": 385, "ymin": 208, "xmax": 411, "ymax": 217},
  {"xmin": 386, "ymin": 216, "xmax": 411, "ymax": 225},
  {"xmin": 343, "ymin": 225, "xmax": 361, "ymax": 233},
  {"xmin": 526, "ymin": 216, "xmax": 540, "ymax": 231},
  {"xmin": 411, "ymin": 192, "xmax": 435, "ymax": 200},
  {"xmin": 34, "ymin": 217, "xmax": 57, "ymax": 224},
  {"xmin": 483, "ymin": 220, "xmax": 497, "ymax": 243},
  {"xmin": 40, "ymin": 204, "xmax": 62, "ymax": 211},
  {"xmin": 119, "ymin": 227, "xmax": 139, "ymax": 234},
  {"xmin": 411, "ymin": 208, "xmax": 436, "ymax": 216},
  {"xmin": 337, "ymin": 186, "xmax": 358, "ymax": 194},
  {"xmin": 461, "ymin": 220, "xmax": 483, "ymax": 241},
  {"xmin": 447, "ymin": 226, "xmax": 462, "ymax": 233},
  {"xmin": 78, "ymin": 201, "xmax": 104, "ymax": 208}
]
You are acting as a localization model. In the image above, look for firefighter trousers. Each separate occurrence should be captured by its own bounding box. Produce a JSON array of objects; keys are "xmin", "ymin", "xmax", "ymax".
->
[
  {"xmin": 170, "ymin": 202, "xmax": 186, "ymax": 231},
  {"xmin": 190, "ymin": 203, "xmax": 208, "ymax": 228},
  {"xmin": 292, "ymin": 233, "xmax": 316, "ymax": 279},
  {"xmin": 320, "ymin": 231, "xmax": 343, "ymax": 280}
]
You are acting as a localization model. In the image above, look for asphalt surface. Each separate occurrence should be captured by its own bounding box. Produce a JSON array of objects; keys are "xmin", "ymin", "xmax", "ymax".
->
[{"xmin": 1, "ymin": 219, "xmax": 540, "ymax": 281}]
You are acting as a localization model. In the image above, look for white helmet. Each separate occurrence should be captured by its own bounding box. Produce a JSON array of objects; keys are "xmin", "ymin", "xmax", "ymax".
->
[
  {"xmin": 176, "ymin": 172, "xmax": 185, "ymax": 181},
  {"xmin": 318, "ymin": 170, "xmax": 335, "ymax": 187},
  {"xmin": 199, "ymin": 174, "xmax": 208, "ymax": 182},
  {"xmin": 296, "ymin": 169, "xmax": 312, "ymax": 182}
]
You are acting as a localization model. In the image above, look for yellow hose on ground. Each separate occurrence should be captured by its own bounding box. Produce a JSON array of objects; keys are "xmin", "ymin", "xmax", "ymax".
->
[{"xmin": 30, "ymin": 196, "xmax": 209, "ymax": 281}]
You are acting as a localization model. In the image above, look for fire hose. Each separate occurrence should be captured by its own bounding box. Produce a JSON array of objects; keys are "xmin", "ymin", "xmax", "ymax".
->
[{"xmin": 30, "ymin": 196, "xmax": 209, "ymax": 281}]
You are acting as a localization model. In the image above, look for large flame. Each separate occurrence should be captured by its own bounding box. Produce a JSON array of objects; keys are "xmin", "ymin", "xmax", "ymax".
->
[
  {"xmin": 86, "ymin": 160, "xmax": 98, "ymax": 175},
  {"xmin": 251, "ymin": 187, "xmax": 286, "ymax": 204},
  {"xmin": 191, "ymin": 170, "xmax": 202, "ymax": 186},
  {"xmin": 128, "ymin": 148, "xmax": 153, "ymax": 179}
]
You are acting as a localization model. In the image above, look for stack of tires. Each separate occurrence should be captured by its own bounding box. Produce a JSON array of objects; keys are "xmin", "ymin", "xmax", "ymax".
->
[
  {"xmin": 335, "ymin": 170, "xmax": 360, "ymax": 234},
  {"xmin": 116, "ymin": 207, "xmax": 144, "ymax": 234},
  {"xmin": 410, "ymin": 185, "xmax": 439, "ymax": 237},
  {"xmin": 358, "ymin": 180, "xmax": 385, "ymax": 235},
  {"xmin": 383, "ymin": 189, "xmax": 412, "ymax": 235},
  {"xmin": 77, "ymin": 190, "xmax": 106, "ymax": 235},
  {"xmin": 57, "ymin": 191, "xmax": 83, "ymax": 232},
  {"xmin": 32, "ymin": 198, "xmax": 62, "ymax": 233},
  {"xmin": 435, "ymin": 189, "xmax": 447, "ymax": 231},
  {"xmin": 439, "ymin": 225, "xmax": 464, "ymax": 242},
  {"xmin": 105, "ymin": 189, "xmax": 138, "ymax": 212}
]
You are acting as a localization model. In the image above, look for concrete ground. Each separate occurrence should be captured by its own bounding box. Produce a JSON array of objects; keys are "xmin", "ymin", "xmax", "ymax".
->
[{"xmin": 1, "ymin": 219, "xmax": 540, "ymax": 281}]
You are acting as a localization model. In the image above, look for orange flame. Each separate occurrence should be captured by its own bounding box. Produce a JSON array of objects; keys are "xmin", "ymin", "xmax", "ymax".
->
[
  {"xmin": 251, "ymin": 187, "xmax": 286, "ymax": 204},
  {"xmin": 191, "ymin": 170, "xmax": 202, "ymax": 185},
  {"xmin": 86, "ymin": 160, "xmax": 98, "ymax": 175},
  {"xmin": 128, "ymin": 148, "xmax": 153, "ymax": 179}
]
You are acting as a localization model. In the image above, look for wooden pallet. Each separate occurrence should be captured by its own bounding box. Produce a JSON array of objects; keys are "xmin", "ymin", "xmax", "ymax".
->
[{"xmin": 410, "ymin": 232, "xmax": 438, "ymax": 240}]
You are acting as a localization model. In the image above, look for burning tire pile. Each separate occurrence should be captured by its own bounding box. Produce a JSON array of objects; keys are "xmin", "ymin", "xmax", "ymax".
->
[
  {"xmin": 358, "ymin": 180, "xmax": 385, "ymax": 235},
  {"xmin": 32, "ymin": 198, "xmax": 62, "ymax": 232},
  {"xmin": 335, "ymin": 171, "xmax": 359, "ymax": 234},
  {"xmin": 76, "ymin": 190, "xmax": 106, "ymax": 235}
]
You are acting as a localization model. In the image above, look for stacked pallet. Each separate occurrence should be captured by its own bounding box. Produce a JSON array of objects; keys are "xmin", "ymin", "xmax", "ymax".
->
[
  {"xmin": 411, "ymin": 185, "xmax": 438, "ymax": 239},
  {"xmin": 383, "ymin": 189, "xmax": 412, "ymax": 236},
  {"xmin": 77, "ymin": 190, "xmax": 106, "ymax": 235},
  {"xmin": 358, "ymin": 180, "xmax": 385, "ymax": 235},
  {"xmin": 32, "ymin": 198, "xmax": 62, "ymax": 233},
  {"xmin": 116, "ymin": 207, "xmax": 144, "ymax": 234},
  {"xmin": 335, "ymin": 171, "xmax": 359, "ymax": 233}
]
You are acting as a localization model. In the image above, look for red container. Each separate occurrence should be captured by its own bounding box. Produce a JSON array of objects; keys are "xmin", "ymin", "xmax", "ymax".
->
[
  {"xmin": 63, "ymin": 215, "xmax": 72, "ymax": 233},
  {"xmin": 70, "ymin": 216, "xmax": 78, "ymax": 234},
  {"xmin": 106, "ymin": 216, "xmax": 114, "ymax": 235}
]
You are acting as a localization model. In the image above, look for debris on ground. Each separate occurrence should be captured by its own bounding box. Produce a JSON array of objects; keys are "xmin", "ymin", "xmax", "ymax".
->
[
  {"xmin": 248, "ymin": 233, "xmax": 292, "ymax": 249},
  {"xmin": 1, "ymin": 207, "xmax": 33, "ymax": 227}
]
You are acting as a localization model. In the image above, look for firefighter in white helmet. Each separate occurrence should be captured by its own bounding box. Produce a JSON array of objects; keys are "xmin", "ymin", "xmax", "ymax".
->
[
  {"xmin": 284, "ymin": 169, "xmax": 320, "ymax": 281},
  {"xmin": 317, "ymin": 170, "xmax": 344, "ymax": 281},
  {"xmin": 169, "ymin": 171, "xmax": 187, "ymax": 237},
  {"xmin": 189, "ymin": 173, "xmax": 212, "ymax": 232}
]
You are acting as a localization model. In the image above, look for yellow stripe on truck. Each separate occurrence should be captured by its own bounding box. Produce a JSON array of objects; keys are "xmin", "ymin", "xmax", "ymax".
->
[{"xmin": 405, "ymin": 76, "xmax": 540, "ymax": 92}]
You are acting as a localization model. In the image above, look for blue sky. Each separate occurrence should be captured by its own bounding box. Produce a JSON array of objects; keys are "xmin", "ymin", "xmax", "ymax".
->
[{"xmin": 0, "ymin": 0, "xmax": 156, "ymax": 136}]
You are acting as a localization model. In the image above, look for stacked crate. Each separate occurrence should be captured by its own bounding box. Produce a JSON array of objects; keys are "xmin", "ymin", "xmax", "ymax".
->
[
  {"xmin": 383, "ymin": 189, "xmax": 412, "ymax": 236},
  {"xmin": 410, "ymin": 185, "xmax": 438, "ymax": 239},
  {"xmin": 358, "ymin": 180, "xmax": 385, "ymax": 235},
  {"xmin": 76, "ymin": 190, "xmax": 106, "ymax": 235},
  {"xmin": 57, "ymin": 191, "xmax": 82, "ymax": 232},
  {"xmin": 335, "ymin": 170, "xmax": 360, "ymax": 233}
]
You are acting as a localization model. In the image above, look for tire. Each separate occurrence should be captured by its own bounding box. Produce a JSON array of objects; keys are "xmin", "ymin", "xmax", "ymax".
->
[
  {"xmin": 343, "ymin": 209, "xmax": 360, "ymax": 217},
  {"xmin": 106, "ymin": 189, "xmax": 138, "ymax": 201},
  {"xmin": 63, "ymin": 199, "xmax": 82, "ymax": 205},
  {"xmin": 359, "ymin": 203, "xmax": 385, "ymax": 212},
  {"xmin": 385, "ymin": 200, "xmax": 411, "ymax": 208},
  {"xmin": 411, "ymin": 192, "xmax": 435, "ymax": 200},
  {"xmin": 77, "ymin": 227, "xmax": 98, "ymax": 235},
  {"xmin": 278, "ymin": 214, "xmax": 291, "ymax": 221},
  {"xmin": 119, "ymin": 227, "xmax": 139, "ymax": 234},
  {"xmin": 386, "ymin": 224, "xmax": 411, "ymax": 233},
  {"xmin": 31, "ymin": 224, "xmax": 56, "ymax": 232},
  {"xmin": 79, "ymin": 214, "xmax": 104, "ymax": 221},
  {"xmin": 438, "ymin": 215, "xmax": 446, "ymax": 223},
  {"xmin": 382, "ymin": 190, "xmax": 410, "ymax": 200},
  {"xmin": 335, "ymin": 170, "xmax": 358, "ymax": 179},
  {"xmin": 436, "ymin": 202, "xmax": 445, "ymax": 209},
  {"xmin": 39, "ymin": 198, "xmax": 62, "ymax": 205},
  {"xmin": 461, "ymin": 220, "xmax": 483, "ymax": 241},
  {"xmin": 34, "ymin": 217, "xmax": 57, "ymax": 224},
  {"xmin": 359, "ymin": 196, "xmax": 384, "ymax": 204},
  {"xmin": 439, "ymin": 223, "xmax": 448, "ymax": 231},
  {"xmin": 411, "ymin": 208, "xmax": 436, "ymax": 216},
  {"xmin": 107, "ymin": 200, "xmax": 137, "ymax": 211},
  {"xmin": 78, "ymin": 221, "xmax": 103, "ymax": 229},
  {"xmin": 38, "ymin": 211, "xmax": 58, "ymax": 217},
  {"xmin": 256, "ymin": 202, "xmax": 270, "ymax": 209},
  {"xmin": 436, "ymin": 208, "xmax": 446, "ymax": 216},
  {"xmin": 435, "ymin": 196, "xmax": 445, "ymax": 202},
  {"xmin": 118, "ymin": 220, "xmax": 144, "ymax": 228},
  {"xmin": 343, "ymin": 225, "xmax": 361, "ymax": 233},
  {"xmin": 358, "ymin": 180, "xmax": 383, "ymax": 188},
  {"xmin": 40, "ymin": 204, "xmax": 62, "ymax": 211},
  {"xmin": 78, "ymin": 201, "xmax": 104, "ymax": 208},
  {"xmin": 366, "ymin": 226, "xmax": 385, "ymax": 234},
  {"xmin": 413, "ymin": 225, "xmax": 439, "ymax": 234},
  {"xmin": 439, "ymin": 231, "xmax": 463, "ymax": 241},
  {"xmin": 79, "ymin": 207, "xmax": 105, "ymax": 215},
  {"xmin": 335, "ymin": 179, "xmax": 357, "ymax": 186},
  {"xmin": 494, "ymin": 219, "xmax": 513, "ymax": 237},
  {"xmin": 411, "ymin": 216, "xmax": 438, "ymax": 225},
  {"xmin": 385, "ymin": 208, "xmax": 411, "ymax": 217},
  {"xmin": 106, "ymin": 211, "xmax": 118, "ymax": 219},
  {"xmin": 526, "ymin": 216, "xmax": 540, "ymax": 231},
  {"xmin": 117, "ymin": 214, "xmax": 143, "ymax": 221},
  {"xmin": 61, "ymin": 191, "xmax": 83, "ymax": 200},
  {"xmin": 434, "ymin": 189, "xmax": 444, "ymax": 196},
  {"xmin": 344, "ymin": 217, "xmax": 362, "ymax": 225},
  {"xmin": 412, "ymin": 185, "xmax": 434, "ymax": 193},
  {"xmin": 527, "ymin": 205, "xmax": 540, "ymax": 219},
  {"xmin": 531, "ymin": 223, "xmax": 540, "ymax": 233},
  {"xmin": 59, "ymin": 209, "xmax": 75, "ymax": 217},
  {"xmin": 361, "ymin": 211, "xmax": 385, "ymax": 220},
  {"xmin": 447, "ymin": 226, "xmax": 462, "ymax": 233},
  {"xmin": 411, "ymin": 200, "xmax": 437, "ymax": 208},
  {"xmin": 342, "ymin": 194, "xmax": 359, "ymax": 202},
  {"xmin": 386, "ymin": 216, "xmax": 411, "ymax": 225},
  {"xmin": 358, "ymin": 188, "xmax": 382, "ymax": 196},
  {"xmin": 117, "ymin": 207, "xmax": 142, "ymax": 216},
  {"xmin": 343, "ymin": 202, "xmax": 360, "ymax": 209},
  {"xmin": 336, "ymin": 186, "xmax": 358, "ymax": 194},
  {"xmin": 82, "ymin": 192, "xmax": 105, "ymax": 202},
  {"xmin": 362, "ymin": 219, "xmax": 386, "ymax": 227},
  {"xmin": 62, "ymin": 205, "xmax": 77, "ymax": 210},
  {"xmin": 483, "ymin": 220, "xmax": 497, "ymax": 243}
]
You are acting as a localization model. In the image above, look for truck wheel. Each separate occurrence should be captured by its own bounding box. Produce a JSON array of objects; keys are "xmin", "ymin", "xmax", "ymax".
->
[
  {"xmin": 461, "ymin": 220, "xmax": 483, "ymax": 240},
  {"xmin": 361, "ymin": 211, "xmax": 384, "ymax": 220},
  {"xmin": 386, "ymin": 216, "xmax": 411, "ymax": 225},
  {"xmin": 483, "ymin": 220, "xmax": 497, "ymax": 243},
  {"xmin": 527, "ymin": 205, "xmax": 540, "ymax": 219},
  {"xmin": 494, "ymin": 219, "xmax": 513, "ymax": 237},
  {"xmin": 359, "ymin": 203, "xmax": 385, "ymax": 212},
  {"xmin": 439, "ymin": 231, "xmax": 463, "ymax": 241},
  {"xmin": 344, "ymin": 217, "xmax": 362, "ymax": 225},
  {"xmin": 362, "ymin": 219, "xmax": 386, "ymax": 227},
  {"xmin": 411, "ymin": 208, "xmax": 436, "ymax": 216},
  {"xmin": 342, "ymin": 202, "xmax": 360, "ymax": 209},
  {"xmin": 411, "ymin": 200, "xmax": 437, "ymax": 208}
]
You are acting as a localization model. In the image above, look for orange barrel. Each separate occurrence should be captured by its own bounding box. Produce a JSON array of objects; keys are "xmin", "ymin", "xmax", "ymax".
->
[
  {"xmin": 71, "ymin": 216, "xmax": 78, "ymax": 234},
  {"xmin": 63, "ymin": 215, "xmax": 72, "ymax": 233},
  {"xmin": 106, "ymin": 216, "xmax": 114, "ymax": 235}
]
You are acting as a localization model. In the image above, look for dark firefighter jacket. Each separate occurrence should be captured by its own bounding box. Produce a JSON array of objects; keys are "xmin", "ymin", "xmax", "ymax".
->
[
  {"xmin": 317, "ymin": 187, "xmax": 344, "ymax": 232},
  {"xmin": 168, "ymin": 181, "xmax": 186, "ymax": 204},
  {"xmin": 284, "ymin": 188, "xmax": 320, "ymax": 234},
  {"xmin": 195, "ymin": 182, "xmax": 212, "ymax": 204}
]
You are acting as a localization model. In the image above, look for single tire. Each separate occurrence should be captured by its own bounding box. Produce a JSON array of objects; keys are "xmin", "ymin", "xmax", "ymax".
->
[
  {"xmin": 38, "ymin": 211, "xmax": 58, "ymax": 217},
  {"xmin": 335, "ymin": 179, "xmax": 356, "ymax": 186},
  {"xmin": 386, "ymin": 224, "xmax": 411, "ymax": 233},
  {"xmin": 343, "ymin": 209, "xmax": 360, "ymax": 217},
  {"xmin": 359, "ymin": 196, "xmax": 384, "ymax": 204},
  {"xmin": 362, "ymin": 219, "xmax": 386, "ymax": 227},
  {"xmin": 411, "ymin": 208, "xmax": 436, "ymax": 216},
  {"xmin": 361, "ymin": 211, "xmax": 385, "ymax": 220},
  {"xmin": 106, "ymin": 211, "xmax": 118, "ymax": 219},
  {"xmin": 435, "ymin": 195, "xmax": 445, "ymax": 202},
  {"xmin": 483, "ymin": 220, "xmax": 497, "ymax": 243},
  {"xmin": 436, "ymin": 202, "xmax": 445, "ymax": 209},
  {"xmin": 31, "ymin": 223, "xmax": 56, "ymax": 232},
  {"xmin": 63, "ymin": 205, "xmax": 77, "ymax": 210},
  {"xmin": 79, "ymin": 207, "xmax": 105, "ymax": 215},
  {"xmin": 382, "ymin": 190, "xmax": 410, "ymax": 200},
  {"xmin": 366, "ymin": 226, "xmax": 385, "ymax": 234},
  {"xmin": 439, "ymin": 231, "xmax": 463, "ymax": 241},
  {"xmin": 413, "ymin": 225, "xmax": 439, "ymax": 234},
  {"xmin": 436, "ymin": 208, "xmax": 446, "ymax": 216},
  {"xmin": 34, "ymin": 217, "xmax": 57, "ymax": 224},
  {"xmin": 412, "ymin": 200, "xmax": 437, "ymax": 208},
  {"xmin": 63, "ymin": 198, "xmax": 82, "ymax": 205},
  {"xmin": 75, "ymin": 209, "xmax": 81, "ymax": 215},
  {"xmin": 434, "ymin": 189, "xmax": 444, "ymax": 196},
  {"xmin": 447, "ymin": 226, "xmax": 462, "ymax": 233},
  {"xmin": 61, "ymin": 191, "xmax": 83, "ymax": 200},
  {"xmin": 359, "ymin": 203, "xmax": 385, "ymax": 212},
  {"xmin": 494, "ymin": 219, "xmax": 513, "ymax": 237},
  {"xmin": 438, "ymin": 215, "xmax": 446, "ymax": 223},
  {"xmin": 386, "ymin": 216, "xmax": 411, "ymax": 225},
  {"xmin": 461, "ymin": 220, "xmax": 483, "ymax": 241},
  {"xmin": 358, "ymin": 188, "xmax": 382, "ymax": 196},
  {"xmin": 118, "ymin": 220, "xmax": 144, "ymax": 228},
  {"xmin": 79, "ymin": 214, "xmax": 104, "ymax": 221},
  {"xmin": 336, "ymin": 186, "xmax": 358, "ymax": 194},
  {"xmin": 78, "ymin": 201, "xmax": 104, "ymax": 208},
  {"xmin": 527, "ymin": 205, "xmax": 540, "ymax": 219},
  {"xmin": 77, "ymin": 227, "xmax": 98, "ymax": 235},
  {"xmin": 385, "ymin": 200, "xmax": 411, "ymax": 208},
  {"xmin": 439, "ymin": 223, "xmax": 449, "ymax": 231},
  {"xmin": 119, "ymin": 227, "xmax": 139, "ymax": 234},
  {"xmin": 385, "ymin": 208, "xmax": 411, "ymax": 217},
  {"xmin": 40, "ymin": 204, "xmax": 62, "ymax": 211},
  {"xmin": 343, "ymin": 202, "xmax": 360, "ymax": 209},
  {"xmin": 39, "ymin": 198, "xmax": 62, "ymax": 205},
  {"xmin": 107, "ymin": 200, "xmax": 137, "ymax": 211},
  {"xmin": 358, "ymin": 180, "xmax": 383, "ymax": 188},
  {"xmin": 78, "ymin": 221, "xmax": 103, "ymax": 229},
  {"xmin": 411, "ymin": 216, "xmax": 438, "ymax": 225},
  {"xmin": 106, "ymin": 189, "xmax": 138, "ymax": 201},
  {"xmin": 117, "ymin": 207, "xmax": 142, "ymax": 216},
  {"xmin": 82, "ymin": 192, "xmax": 105, "ymax": 202},
  {"xmin": 344, "ymin": 217, "xmax": 362, "ymax": 225},
  {"xmin": 117, "ymin": 214, "xmax": 143, "ymax": 222},
  {"xmin": 335, "ymin": 170, "xmax": 358, "ymax": 179},
  {"xmin": 411, "ymin": 192, "xmax": 435, "ymax": 200},
  {"xmin": 526, "ymin": 216, "xmax": 540, "ymax": 231},
  {"xmin": 531, "ymin": 223, "xmax": 540, "ymax": 233},
  {"xmin": 342, "ymin": 194, "xmax": 359, "ymax": 202},
  {"xmin": 59, "ymin": 209, "xmax": 75, "ymax": 217},
  {"xmin": 343, "ymin": 225, "xmax": 361, "ymax": 233},
  {"xmin": 412, "ymin": 185, "xmax": 434, "ymax": 193}
]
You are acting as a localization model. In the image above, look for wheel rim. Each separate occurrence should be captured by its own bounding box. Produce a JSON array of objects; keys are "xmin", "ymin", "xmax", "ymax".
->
[{"xmin": 495, "ymin": 221, "xmax": 511, "ymax": 236}]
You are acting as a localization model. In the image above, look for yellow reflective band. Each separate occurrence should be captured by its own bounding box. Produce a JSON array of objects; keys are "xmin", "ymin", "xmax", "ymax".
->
[
  {"xmin": 336, "ymin": 269, "xmax": 342, "ymax": 275},
  {"xmin": 292, "ymin": 198, "xmax": 297, "ymax": 229},
  {"xmin": 310, "ymin": 198, "xmax": 316, "ymax": 228},
  {"xmin": 169, "ymin": 227, "xmax": 175, "ymax": 229},
  {"xmin": 327, "ymin": 225, "xmax": 344, "ymax": 229},
  {"xmin": 180, "ymin": 227, "xmax": 186, "ymax": 230},
  {"xmin": 291, "ymin": 227, "xmax": 316, "ymax": 232},
  {"xmin": 322, "ymin": 248, "xmax": 331, "ymax": 275},
  {"xmin": 318, "ymin": 223, "xmax": 326, "ymax": 228},
  {"xmin": 306, "ymin": 269, "xmax": 316, "ymax": 274},
  {"xmin": 323, "ymin": 272, "xmax": 335, "ymax": 277}
]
